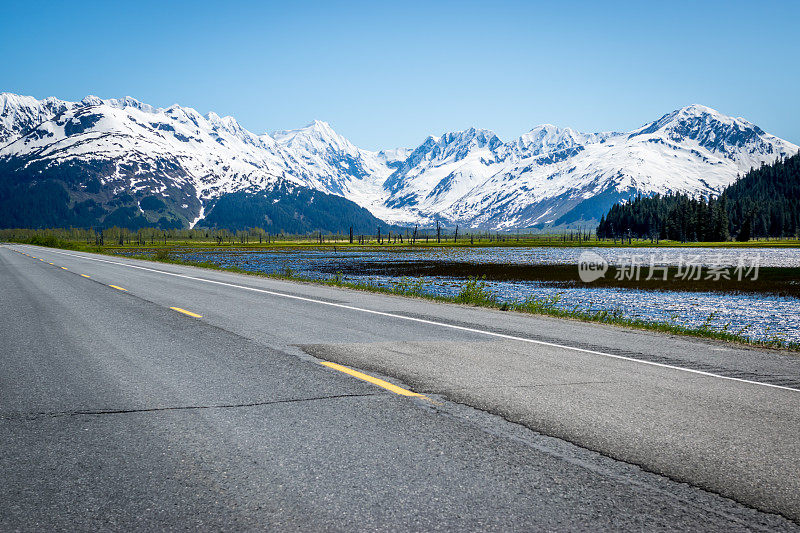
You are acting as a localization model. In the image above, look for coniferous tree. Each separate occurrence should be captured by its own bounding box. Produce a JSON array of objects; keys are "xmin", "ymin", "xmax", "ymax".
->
[{"xmin": 595, "ymin": 153, "xmax": 799, "ymax": 241}]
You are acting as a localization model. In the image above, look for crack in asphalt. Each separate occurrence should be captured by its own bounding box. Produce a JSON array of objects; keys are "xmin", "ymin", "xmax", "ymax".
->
[
  {"xmin": 422, "ymin": 398, "xmax": 795, "ymax": 531},
  {"xmin": 0, "ymin": 393, "xmax": 380, "ymax": 422}
]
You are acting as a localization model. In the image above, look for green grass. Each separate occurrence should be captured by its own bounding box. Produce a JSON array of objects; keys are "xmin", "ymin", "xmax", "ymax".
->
[
  {"xmin": 454, "ymin": 276, "xmax": 499, "ymax": 306},
  {"xmin": 10, "ymin": 238, "xmax": 799, "ymax": 352},
  {"xmin": 22, "ymin": 235, "xmax": 86, "ymax": 251}
]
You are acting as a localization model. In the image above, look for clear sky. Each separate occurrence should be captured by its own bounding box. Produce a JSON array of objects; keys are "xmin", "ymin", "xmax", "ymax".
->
[{"xmin": 2, "ymin": 0, "xmax": 798, "ymax": 150}]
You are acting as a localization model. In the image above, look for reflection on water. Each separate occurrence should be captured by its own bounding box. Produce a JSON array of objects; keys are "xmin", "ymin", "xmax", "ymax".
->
[{"xmin": 135, "ymin": 246, "xmax": 800, "ymax": 344}]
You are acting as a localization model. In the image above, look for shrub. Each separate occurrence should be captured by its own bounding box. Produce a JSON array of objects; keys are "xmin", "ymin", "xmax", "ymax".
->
[
  {"xmin": 26, "ymin": 235, "xmax": 79, "ymax": 250},
  {"xmin": 455, "ymin": 276, "xmax": 496, "ymax": 306},
  {"xmin": 153, "ymin": 248, "xmax": 172, "ymax": 261},
  {"xmin": 515, "ymin": 294, "xmax": 562, "ymax": 313},
  {"xmin": 392, "ymin": 276, "xmax": 426, "ymax": 296}
]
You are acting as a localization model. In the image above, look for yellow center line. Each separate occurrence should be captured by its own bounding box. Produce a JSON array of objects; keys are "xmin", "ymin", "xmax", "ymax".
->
[
  {"xmin": 320, "ymin": 361, "xmax": 428, "ymax": 399},
  {"xmin": 109, "ymin": 285, "xmax": 127, "ymax": 291},
  {"xmin": 48, "ymin": 262, "xmax": 54, "ymax": 265},
  {"xmin": 60, "ymin": 267, "xmax": 68, "ymax": 270},
  {"xmin": 81, "ymin": 274, "xmax": 91, "ymax": 278},
  {"xmin": 169, "ymin": 307, "xmax": 203, "ymax": 318}
]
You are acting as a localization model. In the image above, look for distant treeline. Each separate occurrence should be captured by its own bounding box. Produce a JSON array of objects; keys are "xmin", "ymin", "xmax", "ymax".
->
[
  {"xmin": 197, "ymin": 186, "xmax": 402, "ymax": 234},
  {"xmin": 1, "ymin": 224, "xmax": 597, "ymax": 248},
  {"xmin": 597, "ymin": 152, "xmax": 800, "ymax": 241}
]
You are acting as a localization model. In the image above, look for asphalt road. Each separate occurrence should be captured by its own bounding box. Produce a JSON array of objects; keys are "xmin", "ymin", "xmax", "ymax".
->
[{"xmin": 2, "ymin": 244, "xmax": 799, "ymax": 531}]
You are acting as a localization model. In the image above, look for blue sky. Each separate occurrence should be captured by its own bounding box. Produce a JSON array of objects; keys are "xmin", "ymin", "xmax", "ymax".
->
[{"xmin": 2, "ymin": 0, "xmax": 798, "ymax": 149}]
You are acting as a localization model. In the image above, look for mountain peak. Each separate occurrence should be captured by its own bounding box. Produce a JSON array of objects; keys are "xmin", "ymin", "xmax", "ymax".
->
[
  {"xmin": 80, "ymin": 95, "xmax": 102, "ymax": 106},
  {"xmin": 442, "ymin": 127, "xmax": 500, "ymax": 146},
  {"xmin": 527, "ymin": 123, "xmax": 562, "ymax": 132},
  {"xmin": 0, "ymin": 93, "xmax": 73, "ymax": 144},
  {"xmin": 1, "ymin": 92, "xmax": 63, "ymax": 110},
  {"xmin": 676, "ymin": 103, "xmax": 720, "ymax": 116},
  {"xmin": 522, "ymin": 123, "xmax": 572, "ymax": 137},
  {"xmin": 631, "ymin": 103, "xmax": 745, "ymax": 140},
  {"xmin": 625, "ymin": 103, "xmax": 796, "ymax": 165},
  {"xmin": 512, "ymin": 123, "xmax": 605, "ymax": 156},
  {"xmin": 272, "ymin": 120, "xmax": 347, "ymax": 148},
  {"xmin": 306, "ymin": 119, "xmax": 333, "ymax": 130}
]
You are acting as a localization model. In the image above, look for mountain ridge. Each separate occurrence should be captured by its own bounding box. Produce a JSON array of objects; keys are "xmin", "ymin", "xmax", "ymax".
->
[{"xmin": 0, "ymin": 92, "xmax": 797, "ymax": 231}]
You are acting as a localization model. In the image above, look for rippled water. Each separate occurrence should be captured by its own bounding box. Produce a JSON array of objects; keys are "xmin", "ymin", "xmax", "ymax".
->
[{"xmin": 129, "ymin": 246, "xmax": 800, "ymax": 344}]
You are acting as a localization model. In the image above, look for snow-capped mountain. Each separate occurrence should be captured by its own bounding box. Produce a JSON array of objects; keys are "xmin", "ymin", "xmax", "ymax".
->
[
  {"xmin": 0, "ymin": 92, "xmax": 796, "ymax": 231},
  {"xmin": 0, "ymin": 93, "xmax": 75, "ymax": 145},
  {"xmin": 270, "ymin": 120, "xmax": 400, "ymax": 222},
  {"xmin": 510, "ymin": 124, "xmax": 615, "ymax": 157},
  {"xmin": 378, "ymin": 104, "xmax": 798, "ymax": 228}
]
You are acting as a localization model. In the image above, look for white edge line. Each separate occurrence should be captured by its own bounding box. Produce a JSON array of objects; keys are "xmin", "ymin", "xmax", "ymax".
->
[{"xmin": 20, "ymin": 245, "xmax": 799, "ymax": 394}]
